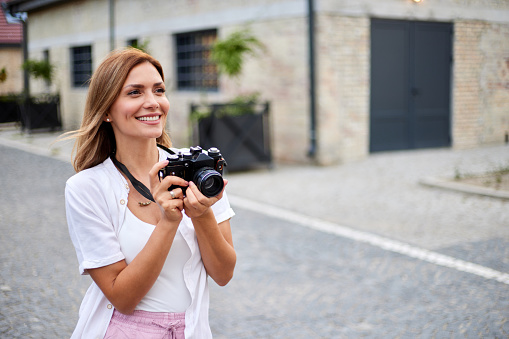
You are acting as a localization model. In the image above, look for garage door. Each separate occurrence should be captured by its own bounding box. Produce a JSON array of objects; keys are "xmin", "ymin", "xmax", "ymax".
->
[{"xmin": 370, "ymin": 19, "xmax": 452, "ymax": 152}]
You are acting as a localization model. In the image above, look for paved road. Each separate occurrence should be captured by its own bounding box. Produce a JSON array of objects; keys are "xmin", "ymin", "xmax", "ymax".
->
[{"xmin": 1, "ymin": 144, "xmax": 508, "ymax": 338}]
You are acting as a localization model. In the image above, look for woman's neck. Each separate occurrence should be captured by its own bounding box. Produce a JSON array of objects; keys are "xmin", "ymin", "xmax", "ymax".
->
[{"xmin": 114, "ymin": 139, "xmax": 159, "ymax": 177}]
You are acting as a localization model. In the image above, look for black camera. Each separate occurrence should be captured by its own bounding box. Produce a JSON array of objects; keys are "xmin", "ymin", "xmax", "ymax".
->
[{"xmin": 159, "ymin": 146, "xmax": 227, "ymax": 198}]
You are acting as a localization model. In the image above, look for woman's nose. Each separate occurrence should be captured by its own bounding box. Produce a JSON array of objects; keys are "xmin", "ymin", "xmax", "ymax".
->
[{"xmin": 144, "ymin": 93, "xmax": 159, "ymax": 109}]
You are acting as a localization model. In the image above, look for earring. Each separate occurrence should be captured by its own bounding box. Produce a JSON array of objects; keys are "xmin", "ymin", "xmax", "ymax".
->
[{"xmin": 106, "ymin": 118, "xmax": 110, "ymax": 122}]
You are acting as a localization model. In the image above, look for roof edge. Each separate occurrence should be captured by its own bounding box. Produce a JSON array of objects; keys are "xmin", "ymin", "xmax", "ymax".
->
[{"xmin": 4, "ymin": 0, "xmax": 72, "ymax": 13}]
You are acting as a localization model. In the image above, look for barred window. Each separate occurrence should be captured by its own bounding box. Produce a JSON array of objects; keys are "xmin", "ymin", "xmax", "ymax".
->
[
  {"xmin": 71, "ymin": 46, "xmax": 92, "ymax": 87},
  {"xmin": 175, "ymin": 29, "xmax": 218, "ymax": 91}
]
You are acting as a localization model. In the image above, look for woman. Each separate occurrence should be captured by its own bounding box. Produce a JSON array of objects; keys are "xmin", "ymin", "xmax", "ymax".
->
[{"xmin": 64, "ymin": 48, "xmax": 236, "ymax": 339}]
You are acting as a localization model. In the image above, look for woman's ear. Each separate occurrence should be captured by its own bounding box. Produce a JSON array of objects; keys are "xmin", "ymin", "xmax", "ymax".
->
[{"xmin": 103, "ymin": 114, "xmax": 111, "ymax": 122}]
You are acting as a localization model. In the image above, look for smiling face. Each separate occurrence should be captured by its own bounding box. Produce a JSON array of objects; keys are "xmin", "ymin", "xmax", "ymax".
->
[{"xmin": 107, "ymin": 61, "xmax": 170, "ymax": 145}]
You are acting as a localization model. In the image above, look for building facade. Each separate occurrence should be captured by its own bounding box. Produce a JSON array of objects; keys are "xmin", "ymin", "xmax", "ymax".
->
[
  {"xmin": 5, "ymin": 0, "xmax": 509, "ymax": 165},
  {"xmin": 0, "ymin": 0, "xmax": 23, "ymax": 95}
]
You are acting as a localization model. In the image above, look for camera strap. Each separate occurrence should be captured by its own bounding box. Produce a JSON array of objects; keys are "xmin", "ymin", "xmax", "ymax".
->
[
  {"xmin": 156, "ymin": 143, "xmax": 177, "ymax": 155},
  {"xmin": 110, "ymin": 145, "xmax": 178, "ymax": 203},
  {"xmin": 111, "ymin": 154, "xmax": 156, "ymax": 203}
]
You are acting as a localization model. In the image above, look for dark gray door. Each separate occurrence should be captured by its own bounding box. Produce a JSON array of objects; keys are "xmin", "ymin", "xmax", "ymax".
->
[{"xmin": 370, "ymin": 19, "xmax": 452, "ymax": 152}]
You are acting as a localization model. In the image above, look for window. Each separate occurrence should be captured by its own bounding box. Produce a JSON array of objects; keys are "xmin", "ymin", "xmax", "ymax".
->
[
  {"xmin": 175, "ymin": 29, "xmax": 218, "ymax": 91},
  {"xmin": 71, "ymin": 46, "xmax": 92, "ymax": 87}
]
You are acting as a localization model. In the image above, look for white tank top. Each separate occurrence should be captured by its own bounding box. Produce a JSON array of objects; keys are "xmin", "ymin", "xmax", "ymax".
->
[{"xmin": 118, "ymin": 208, "xmax": 192, "ymax": 313}]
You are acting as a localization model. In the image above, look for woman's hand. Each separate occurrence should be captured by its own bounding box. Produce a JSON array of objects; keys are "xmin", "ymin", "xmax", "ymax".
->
[
  {"xmin": 149, "ymin": 160, "xmax": 189, "ymax": 223},
  {"xmin": 184, "ymin": 179, "xmax": 235, "ymax": 286},
  {"xmin": 183, "ymin": 179, "xmax": 227, "ymax": 219}
]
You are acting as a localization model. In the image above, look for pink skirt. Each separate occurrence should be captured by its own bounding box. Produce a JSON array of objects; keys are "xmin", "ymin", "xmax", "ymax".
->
[{"xmin": 104, "ymin": 309, "xmax": 185, "ymax": 339}]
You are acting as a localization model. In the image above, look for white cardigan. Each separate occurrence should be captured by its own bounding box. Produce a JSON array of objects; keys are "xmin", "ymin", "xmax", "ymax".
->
[{"xmin": 65, "ymin": 148, "xmax": 235, "ymax": 339}]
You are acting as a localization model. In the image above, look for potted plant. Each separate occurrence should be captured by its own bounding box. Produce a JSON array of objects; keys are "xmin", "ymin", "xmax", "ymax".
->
[
  {"xmin": 128, "ymin": 39, "xmax": 150, "ymax": 54},
  {"xmin": 0, "ymin": 68, "xmax": 21, "ymax": 123},
  {"xmin": 0, "ymin": 67, "xmax": 6, "ymax": 83},
  {"xmin": 19, "ymin": 58, "xmax": 61, "ymax": 132},
  {"xmin": 191, "ymin": 29, "xmax": 271, "ymax": 171}
]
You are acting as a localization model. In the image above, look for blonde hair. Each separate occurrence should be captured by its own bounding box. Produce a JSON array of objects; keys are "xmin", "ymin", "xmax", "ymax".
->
[{"xmin": 62, "ymin": 48, "xmax": 172, "ymax": 172}]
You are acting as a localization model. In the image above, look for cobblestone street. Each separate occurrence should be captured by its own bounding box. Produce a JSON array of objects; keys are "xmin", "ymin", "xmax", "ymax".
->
[
  {"xmin": 1, "ymin": 0, "xmax": 509, "ymax": 335},
  {"xmin": 1, "ymin": 143, "xmax": 508, "ymax": 338}
]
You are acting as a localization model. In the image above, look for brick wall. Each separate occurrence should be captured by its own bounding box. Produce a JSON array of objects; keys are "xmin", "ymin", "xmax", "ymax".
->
[
  {"xmin": 316, "ymin": 14, "xmax": 370, "ymax": 165},
  {"xmin": 0, "ymin": 48, "xmax": 23, "ymax": 94},
  {"xmin": 453, "ymin": 20, "xmax": 509, "ymax": 148}
]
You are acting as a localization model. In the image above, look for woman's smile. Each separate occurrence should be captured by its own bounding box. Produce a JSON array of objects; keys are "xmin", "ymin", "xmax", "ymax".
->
[{"xmin": 136, "ymin": 115, "xmax": 162, "ymax": 123}]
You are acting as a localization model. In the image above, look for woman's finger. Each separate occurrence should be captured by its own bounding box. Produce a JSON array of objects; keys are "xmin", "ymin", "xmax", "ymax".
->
[
  {"xmin": 158, "ymin": 175, "xmax": 188, "ymax": 191},
  {"xmin": 149, "ymin": 160, "xmax": 170, "ymax": 189},
  {"xmin": 149, "ymin": 161, "xmax": 188, "ymax": 199},
  {"xmin": 158, "ymin": 198, "xmax": 184, "ymax": 223},
  {"xmin": 188, "ymin": 179, "xmax": 227, "ymax": 204}
]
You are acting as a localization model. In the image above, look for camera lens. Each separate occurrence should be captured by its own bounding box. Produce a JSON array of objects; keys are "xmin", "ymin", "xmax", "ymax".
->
[{"xmin": 193, "ymin": 168, "xmax": 224, "ymax": 198}]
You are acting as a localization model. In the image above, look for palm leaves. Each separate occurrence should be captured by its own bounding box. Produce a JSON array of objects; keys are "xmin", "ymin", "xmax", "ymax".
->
[{"xmin": 210, "ymin": 29, "xmax": 264, "ymax": 78}]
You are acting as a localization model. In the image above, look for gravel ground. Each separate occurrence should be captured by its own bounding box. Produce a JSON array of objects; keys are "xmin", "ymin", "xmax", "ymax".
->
[{"xmin": 0, "ymin": 129, "xmax": 508, "ymax": 338}]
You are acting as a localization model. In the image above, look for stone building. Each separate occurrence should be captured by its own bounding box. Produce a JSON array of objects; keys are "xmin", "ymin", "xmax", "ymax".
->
[
  {"xmin": 4, "ymin": 0, "xmax": 509, "ymax": 165},
  {"xmin": 0, "ymin": 0, "xmax": 23, "ymax": 95}
]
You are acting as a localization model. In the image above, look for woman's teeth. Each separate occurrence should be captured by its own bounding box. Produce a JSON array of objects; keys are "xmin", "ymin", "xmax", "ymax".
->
[{"xmin": 137, "ymin": 116, "xmax": 159, "ymax": 121}]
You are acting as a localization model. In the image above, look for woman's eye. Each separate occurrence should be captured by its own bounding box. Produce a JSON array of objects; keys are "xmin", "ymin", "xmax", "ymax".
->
[
  {"xmin": 156, "ymin": 88, "xmax": 166, "ymax": 94},
  {"xmin": 128, "ymin": 90, "xmax": 141, "ymax": 95}
]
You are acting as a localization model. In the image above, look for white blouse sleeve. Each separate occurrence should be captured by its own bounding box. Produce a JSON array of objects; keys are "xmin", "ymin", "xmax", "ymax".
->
[
  {"xmin": 211, "ymin": 191, "xmax": 235, "ymax": 224},
  {"xmin": 65, "ymin": 174, "xmax": 125, "ymax": 275}
]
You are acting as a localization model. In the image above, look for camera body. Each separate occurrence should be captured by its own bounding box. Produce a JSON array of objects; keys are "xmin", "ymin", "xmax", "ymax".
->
[{"xmin": 159, "ymin": 146, "xmax": 226, "ymax": 198}]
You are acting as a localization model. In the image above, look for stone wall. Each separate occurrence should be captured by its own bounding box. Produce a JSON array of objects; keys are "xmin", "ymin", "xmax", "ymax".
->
[
  {"xmin": 453, "ymin": 20, "xmax": 509, "ymax": 148},
  {"xmin": 0, "ymin": 48, "xmax": 23, "ymax": 95},
  {"xmin": 316, "ymin": 14, "xmax": 370, "ymax": 165}
]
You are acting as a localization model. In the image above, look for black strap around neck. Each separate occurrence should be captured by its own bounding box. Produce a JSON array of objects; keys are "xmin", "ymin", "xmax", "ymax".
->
[
  {"xmin": 110, "ymin": 145, "xmax": 176, "ymax": 203},
  {"xmin": 156, "ymin": 143, "xmax": 176, "ymax": 155},
  {"xmin": 111, "ymin": 155, "xmax": 155, "ymax": 203}
]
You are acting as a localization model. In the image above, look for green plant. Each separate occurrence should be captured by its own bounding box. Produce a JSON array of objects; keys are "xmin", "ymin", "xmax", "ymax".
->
[
  {"xmin": 0, "ymin": 93, "xmax": 22, "ymax": 102},
  {"xmin": 129, "ymin": 39, "xmax": 150, "ymax": 54},
  {"xmin": 191, "ymin": 29, "xmax": 265, "ymax": 124},
  {"xmin": 490, "ymin": 165, "xmax": 509, "ymax": 189},
  {"xmin": 210, "ymin": 29, "xmax": 264, "ymax": 78},
  {"xmin": 215, "ymin": 93, "xmax": 259, "ymax": 117},
  {"xmin": 453, "ymin": 163, "xmax": 509, "ymax": 190},
  {"xmin": 0, "ymin": 67, "xmax": 6, "ymax": 83},
  {"xmin": 22, "ymin": 59, "xmax": 55, "ymax": 84},
  {"xmin": 190, "ymin": 93, "xmax": 261, "ymax": 122},
  {"xmin": 454, "ymin": 167, "xmax": 462, "ymax": 181}
]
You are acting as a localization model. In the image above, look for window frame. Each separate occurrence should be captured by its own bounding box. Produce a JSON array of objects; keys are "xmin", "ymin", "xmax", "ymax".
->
[
  {"xmin": 70, "ymin": 45, "xmax": 92, "ymax": 88},
  {"xmin": 174, "ymin": 29, "xmax": 218, "ymax": 92}
]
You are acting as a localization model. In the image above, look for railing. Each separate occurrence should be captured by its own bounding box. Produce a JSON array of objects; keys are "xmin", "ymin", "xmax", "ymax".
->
[
  {"xmin": 0, "ymin": 96, "xmax": 20, "ymax": 123},
  {"xmin": 190, "ymin": 101, "xmax": 272, "ymax": 172},
  {"xmin": 0, "ymin": 94, "xmax": 62, "ymax": 132},
  {"xmin": 19, "ymin": 94, "xmax": 61, "ymax": 132}
]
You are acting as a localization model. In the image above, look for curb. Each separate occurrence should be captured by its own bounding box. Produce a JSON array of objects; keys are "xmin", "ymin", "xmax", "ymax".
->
[
  {"xmin": 420, "ymin": 176, "xmax": 509, "ymax": 200},
  {"xmin": 0, "ymin": 128, "xmax": 72, "ymax": 164}
]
